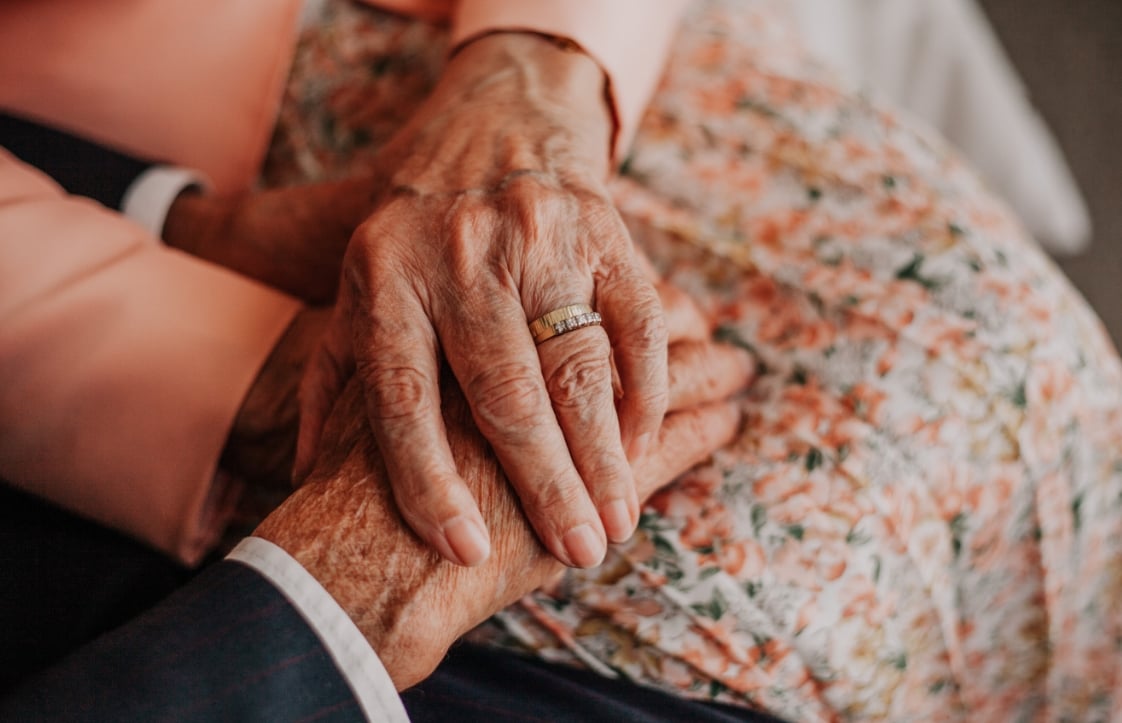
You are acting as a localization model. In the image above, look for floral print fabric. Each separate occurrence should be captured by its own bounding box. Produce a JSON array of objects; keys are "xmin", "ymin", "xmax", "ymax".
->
[{"xmin": 265, "ymin": 1, "xmax": 1122, "ymax": 720}]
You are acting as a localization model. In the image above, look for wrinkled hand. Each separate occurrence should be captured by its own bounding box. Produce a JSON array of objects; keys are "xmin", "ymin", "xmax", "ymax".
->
[
  {"xmin": 257, "ymin": 316, "xmax": 754, "ymax": 690},
  {"xmin": 221, "ymin": 308, "xmax": 329, "ymax": 489},
  {"xmin": 296, "ymin": 32, "xmax": 669, "ymax": 570},
  {"xmin": 163, "ymin": 177, "xmax": 379, "ymax": 305}
]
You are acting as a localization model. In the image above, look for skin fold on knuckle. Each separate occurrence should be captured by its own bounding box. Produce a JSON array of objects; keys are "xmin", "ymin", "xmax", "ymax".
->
[
  {"xmin": 442, "ymin": 201, "xmax": 501, "ymax": 285},
  {"xmin": 504, "ymin": 175, "xmax": 573, "ymax": 231},
  {"xmin": 521, "ymin": 473, "xmax": 591, "ymax": 529},
  {"xmin": 544, "ymin": 342, "xmax": 612, "ymax": 413},
  {"xmin": 577, "ymin": 455, "xmax": 633, "ymax": 502},
  {"xmin": 463, "ymin": 361, "xmax": 548, "ymax": 439},
  {"xmin": 362, "ymin": 364, "xmax": 433, "ymax": 423}
]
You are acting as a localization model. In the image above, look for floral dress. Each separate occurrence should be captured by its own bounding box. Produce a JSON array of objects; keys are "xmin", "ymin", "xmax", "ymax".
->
[{"xmin": 263, "ymin": 1, "xmax": 1122, "ymax": 720}]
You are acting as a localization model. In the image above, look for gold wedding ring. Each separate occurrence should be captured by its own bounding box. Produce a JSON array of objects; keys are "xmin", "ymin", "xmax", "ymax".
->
[{"xmin": 529, "ymin": 304, "xmax": 603, "ymax": 345}]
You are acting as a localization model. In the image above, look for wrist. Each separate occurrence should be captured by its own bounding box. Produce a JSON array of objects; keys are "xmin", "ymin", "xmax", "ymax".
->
[
  {"xmin": 163, "ymin": 189, "xmax": 234, "ymax": 258},
  {"xmin": 443, "ymin": 31, "xmax": 614, "ymax": 166},
  {"xmin": 255, "ymin": 470, "xmax": 455, "ymax": 689}
]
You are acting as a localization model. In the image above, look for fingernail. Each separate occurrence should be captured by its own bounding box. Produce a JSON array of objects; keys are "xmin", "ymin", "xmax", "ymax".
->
[
  {"xmin": 628, "ymin": 432, "xmax": 654, "ymax": 461},
  {"xmin": 562, "ymin": 523, "xmax": 605, "ymax": 568},
  {"xmin": 443, "ymin": 516, "xmax": 490, "ymax": 567},
  {"xmin": 602, "ymin": 498, "xmax": 634, "ymax": 543}
]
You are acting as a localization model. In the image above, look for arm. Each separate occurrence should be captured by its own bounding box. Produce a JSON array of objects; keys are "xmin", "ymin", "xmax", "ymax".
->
[{"xmin": 0, "ymin": 148, "xmax": 301, "ymax": 565}]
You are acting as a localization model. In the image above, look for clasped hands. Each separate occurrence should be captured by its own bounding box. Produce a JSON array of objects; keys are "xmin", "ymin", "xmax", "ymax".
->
[
  {"xmin": 165, "ymin": 31, "xmax": 756, "ymax": 688},
  {"xmin": 256, "ymin": 292, "xmax": 753, "ymax": 689}
]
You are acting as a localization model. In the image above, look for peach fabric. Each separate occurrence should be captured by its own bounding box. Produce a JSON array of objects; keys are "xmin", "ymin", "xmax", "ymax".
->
[
  {"xmin": 0, "ymin": 1, "xmax": 685, "ymax": 191},
  {"xmin": 449, "ymin": 0, "xmax": 691, "ymax": 159},
  {"xmin": 0, "ymin": 150, "xmax": 300, "ymax": 565},
  {"xmin": 0, "ymin": 0, "xmax": 303, "ymax": 194},
  {"xmin": 0, "ymin": 0, "xmax": 682, "ymax": 564}
]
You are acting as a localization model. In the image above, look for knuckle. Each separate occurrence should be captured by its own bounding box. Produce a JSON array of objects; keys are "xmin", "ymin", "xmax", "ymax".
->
[
  {"xmin": 580, "ymin": 457, "xmax": 630, "ymax": 493},
  {"xmin": 465, "ymin": 362, "xmax": 547, "ymax": 434},
  {"xmin": 580, "ymin": 199, "xmax": 625, "ymax": 239},
  {"xmin": 510, "ymin": 187, "xmax": 575, "ymax": 245},
  {"xmin": 545, "ymin": 346, "xmax": 610, "ymax": 410},
  {"xmin": 362, "ymin": 364, "xmax": 432, "ymax": 422},
  {"xmin": 443, "ymin": 202, "xmax": 500, "ymax": 283},
  {"xmin": 525, "ymin": 474, "xmax": 588, "ymax": 520},
  {"xmin": 447, "ymin": 199, "xmax": 495, "ymax": 239}
]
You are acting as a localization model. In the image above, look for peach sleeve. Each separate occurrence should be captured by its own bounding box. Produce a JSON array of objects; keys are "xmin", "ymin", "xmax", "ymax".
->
[
  {"xmin": 0, "ymin": 149, "xmax": 300, "ymax": 566},
  {"xmin": 449, "ymin": 0, "xmax": 690, "ymax": 161}
]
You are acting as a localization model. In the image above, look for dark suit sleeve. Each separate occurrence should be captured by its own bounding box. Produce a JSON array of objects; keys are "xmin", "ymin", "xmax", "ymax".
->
[
  {"xmin": 0, "ymin": 112, "xmax": 153, "ymax": 210},
  {"xmin": 0, "ymin": 560, "xmax": 367, "ymax": 722}
]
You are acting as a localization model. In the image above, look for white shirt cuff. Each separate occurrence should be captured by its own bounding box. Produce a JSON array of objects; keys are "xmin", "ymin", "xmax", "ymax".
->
[
  {"xmin": 120, "ymin": 165, "xmax": 210, "ymax": 240},
  {"xmin": 227, "ymin": 537, "xmax": 410, "ymax": 723}
]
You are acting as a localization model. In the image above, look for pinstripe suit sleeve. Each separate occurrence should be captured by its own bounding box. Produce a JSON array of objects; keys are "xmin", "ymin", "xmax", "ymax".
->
[{"xmin": 0, "ymin": 558, "xmax": 393, "ymax": 722}]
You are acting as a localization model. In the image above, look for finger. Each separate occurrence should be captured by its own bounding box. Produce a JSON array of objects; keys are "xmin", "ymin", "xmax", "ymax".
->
[
  {"xmin": 510, "ymin": 186, "xmax": 639, "ymax": 548},
  {"xmin": 538, "ymin": 323, "xmax": 637, "ymax": 544},
  {"xmin": 351, "ymin": 268, "xmax": 492, "ymax": 568},
  {"xmin": 633, "ymin": 247, "xmax": 708, "ymax": 342},
  {"xmin": 667, "ymin": 340, "xmax": 756, "ymax": 412},
  {"xmin": 597, "ymin": 261, "xmax": 669, "ymax": 461},
  {"xmin": 659, "ymin": 282, "xmax": 711, "ymax": 344},
  {"xmin": 634, "ymin": 400, "xmax": 743, "ymax": 501},
  {"xmin": 294, "ymin": 302, "xmax": 354, "ymax": 485},
  {"xmin": 441, "ymin": 292, "xmax": 607, "ymax": 569}
]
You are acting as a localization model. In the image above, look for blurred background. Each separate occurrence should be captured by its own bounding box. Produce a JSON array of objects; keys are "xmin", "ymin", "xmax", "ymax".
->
[
  {"xmin": 792, "ymin": 0, "xmax": 1120, "ymax": 345},
  {"xmin": 978, "ymin": 0, "xmax": 1122, "ymax": 345}
]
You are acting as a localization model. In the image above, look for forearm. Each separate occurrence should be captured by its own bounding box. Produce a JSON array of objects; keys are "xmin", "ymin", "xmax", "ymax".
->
[{"xmin": 163, "ymin": 177, "xmax": 376, "ymax": 305}]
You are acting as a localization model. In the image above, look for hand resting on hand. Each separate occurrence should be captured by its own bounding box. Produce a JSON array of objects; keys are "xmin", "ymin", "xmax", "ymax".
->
[{"xmin": 256, "ymin": 314, "xmax": 754, "ymax": 689}]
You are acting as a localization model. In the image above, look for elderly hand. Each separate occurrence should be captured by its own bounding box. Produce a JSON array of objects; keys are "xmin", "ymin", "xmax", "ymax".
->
[
  {"xmin": 257, "ymin": 320, "xmax": 754, "ymax": 690},
  {"xmin": 221, "ymin": 308, "xmax": 329, "ymax": 490},
  {"xmin": 296, "ymin": 32, "xmax": 668, "ymax": 570}
]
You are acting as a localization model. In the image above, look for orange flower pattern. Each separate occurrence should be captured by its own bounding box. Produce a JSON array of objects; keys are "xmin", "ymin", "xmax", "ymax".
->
[{"xmin": 266, "ymin": 1, "xmax": 1122, "ymax": 720}]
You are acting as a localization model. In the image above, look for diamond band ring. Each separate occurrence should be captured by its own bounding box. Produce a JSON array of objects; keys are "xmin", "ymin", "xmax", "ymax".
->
[{"xmin": 528, "ymin": 304, "xmax": 603, "ymax": 345}]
